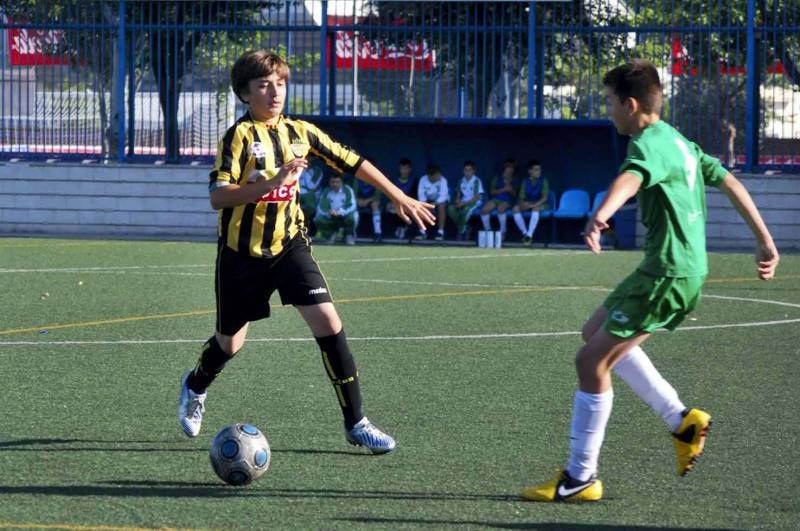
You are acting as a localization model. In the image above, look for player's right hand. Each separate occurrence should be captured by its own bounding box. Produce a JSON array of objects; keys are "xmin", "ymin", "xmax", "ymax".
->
[
  {"xmin": 275, "ymin": 157, "xmax": 308, "ymax": 182},
  {"xmin": 253, "ymin": 158, "xmax": 308, "ymax": 194},
  {"xmin": 583, "ymin": 215, "xmax": 609, "ymax": 254},
  {"xmin": 755, "ymin": 243, "xmax": 779, "ymax": 280},
  {"xmin": 393, "ymin": 196, "xmax": 435, "ymax": 231}
]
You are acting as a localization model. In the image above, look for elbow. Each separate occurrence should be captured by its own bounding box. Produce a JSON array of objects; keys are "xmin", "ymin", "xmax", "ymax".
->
[{"xmin": 209, "ymin": 196, "xmax": 223, "ymax": 210}]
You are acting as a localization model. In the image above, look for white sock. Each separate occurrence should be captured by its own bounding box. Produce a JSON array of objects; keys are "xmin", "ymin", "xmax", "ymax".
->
[
  {"xmin": 372, "ymin": 212, "xmax": 381, "ymax": 234},
  {"xmin": 513, "ymin": 212, "xmax": 526, "ymax": 234},
  {"xmin": 566, "ymin": 389, "xmax": 613, "ymax": 482},
  {"xmin": 480, "ymin": 214, "xmax": 491, "ymax": 231},
  {"xmin": 613, "ymin": 346, "xmax": 686, "ymax": 431},
  {"xmin": 498, "ymin": 212, "xmax": 507, "ymax": 233},
  {"xmin": 526, "ymin": 211, "xmax": 540, "ymax": 237}
]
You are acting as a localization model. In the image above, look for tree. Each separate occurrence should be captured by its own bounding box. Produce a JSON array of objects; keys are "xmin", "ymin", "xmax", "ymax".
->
[
  {"xmin": 360, "ymin": 0, "xmax": 798, "ymax": 122},
  {"xmin": 4, "ymin": 0, "xmax": 281, "ymax": 161}
]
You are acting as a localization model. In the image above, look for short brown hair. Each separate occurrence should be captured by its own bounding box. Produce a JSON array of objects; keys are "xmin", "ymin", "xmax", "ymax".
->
[
  {"xmin": 603, "ymin": 59, "xmax": 663, "ymax": 114},
  {"xmin": 231, "ymin": 50, "xmax": 290, "ymax": 104}
]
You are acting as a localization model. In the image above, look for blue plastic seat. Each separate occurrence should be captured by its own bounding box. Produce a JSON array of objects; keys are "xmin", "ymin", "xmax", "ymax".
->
[
  {"xmin": 551, "ymin": 189, "xmax": 591, "ymax": 243},
  {"xmin": 552, "ymin": 189, "xmax": 591, "ymax": 219},
  {"xmin": 590, "ymin": 190, "xmax": 608, "ymax": 215}
]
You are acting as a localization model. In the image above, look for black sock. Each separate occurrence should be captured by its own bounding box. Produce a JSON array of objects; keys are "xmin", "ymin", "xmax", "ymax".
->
[
  {"xmin": 315, "ymin": 330, "xmax": 364, "ymax": 430},
  {"xmin": 187, "ymin": 336, "xmax": 235, "ymax": 393}
]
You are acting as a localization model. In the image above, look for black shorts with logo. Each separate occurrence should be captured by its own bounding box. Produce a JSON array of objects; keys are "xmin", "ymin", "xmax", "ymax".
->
[{"xmin": 214, "ymin": 235, "xmax": 332, "ymax": 335}]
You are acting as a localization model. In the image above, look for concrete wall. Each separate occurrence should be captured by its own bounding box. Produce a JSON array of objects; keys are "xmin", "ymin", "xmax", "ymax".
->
[
  {"xmin": 1, "ymin": 161, "xmax": 798, "ymax": 251},
  {"xmin": 0, "ymin": 162, "xmax": 217, "ymax": 239},
  {"xmin": 635, "ymin": 173, "xmax": 800, "ymax": 251}
]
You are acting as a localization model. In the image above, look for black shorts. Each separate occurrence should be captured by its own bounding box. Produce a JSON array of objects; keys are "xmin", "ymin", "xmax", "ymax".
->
[{"xmin": 214, "ymin": 236, "xmax": 333, "ymax": 335}]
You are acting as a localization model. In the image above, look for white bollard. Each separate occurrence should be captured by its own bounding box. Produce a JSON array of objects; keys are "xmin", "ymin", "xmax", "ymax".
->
[{"xmin": 493, "ymin": 231, "xmax": 502, "ymax": 248}]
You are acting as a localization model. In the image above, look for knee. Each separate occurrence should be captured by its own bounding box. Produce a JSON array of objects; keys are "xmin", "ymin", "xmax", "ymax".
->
[
  {"xmin": 512, "ymin": 206, "xmax": 520, "ymax": 214},
  {"xmin": 574, "ymin": 346, "xmax": 599, "ymax": 382},
  {"xmin": 581, "ymin": 321, "xmax": 596, "ymax": 343},
  {"xmin": 215, "ymin": 333, "xmax": 243, "ymax": 356}
]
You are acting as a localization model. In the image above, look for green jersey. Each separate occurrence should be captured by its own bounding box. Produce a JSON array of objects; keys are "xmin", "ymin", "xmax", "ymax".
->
[{"xmin": 620, "ymin": 121, "xmax": 729, "ymax": 277}]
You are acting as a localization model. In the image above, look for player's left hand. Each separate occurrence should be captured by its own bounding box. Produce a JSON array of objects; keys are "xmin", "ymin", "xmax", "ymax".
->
[
  {"xmin": 393, "ymin": 196, "xmax": 436, "ymax": 231},
  {"xmin": 755, "ymin": 243, "xmax": 779, "ymax": 280},
  {"xmin": 583, "ymin": 216, "xmax": 609, "ymax": 254}
]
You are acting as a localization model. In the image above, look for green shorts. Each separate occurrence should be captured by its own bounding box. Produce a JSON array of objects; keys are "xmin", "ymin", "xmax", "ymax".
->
[{"xmin": 603, "ymin": 270, "xmax": 705, "ymax": 338}]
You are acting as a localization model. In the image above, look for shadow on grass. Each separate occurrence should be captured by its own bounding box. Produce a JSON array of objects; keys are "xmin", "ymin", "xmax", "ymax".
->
[
  {"xmin": 0, "ymin": 437, "xmax": 204, "ymax": 453},
  {"xmin": 332, "ymin": 517, "xmax": 743, "ymax": 530},
  {"xmin": 0, "ymin": 439, "xmax": 363, "ymax": 456},
  {"xmin": 0, "ymin": 482, "xmax": 517, "ymax": 502}
]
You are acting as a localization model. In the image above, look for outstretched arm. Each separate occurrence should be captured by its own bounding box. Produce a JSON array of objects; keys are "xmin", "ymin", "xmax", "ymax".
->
[
  {"xmin": 583, "ymin": 172, "xmax": 641, "ymax": 254},
  {"xmin": 356, "ymin": 160, "xmax": 435, "ymax": 230},
  {"xmin": 718, "ymin": 173, "xmax": 779, "ymax": 279},
  {"xmin": 210, "ymin": 158, "xmax": 308, "ymax": 210}
]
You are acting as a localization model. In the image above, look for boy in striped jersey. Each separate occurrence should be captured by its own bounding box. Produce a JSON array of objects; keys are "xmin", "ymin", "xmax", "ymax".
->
[{"xmin": 179, "ymin": 50, "xmax": 435, "ymax": 454}]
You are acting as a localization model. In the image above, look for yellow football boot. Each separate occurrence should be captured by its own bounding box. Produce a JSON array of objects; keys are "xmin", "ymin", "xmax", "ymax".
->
[
  {"xmin": 521, "ymin": 469, "xmax": 603, "ymax": 502},
  {"xmin": 672, "ymin": 408, "xmax": 712, "ymax": 476}
]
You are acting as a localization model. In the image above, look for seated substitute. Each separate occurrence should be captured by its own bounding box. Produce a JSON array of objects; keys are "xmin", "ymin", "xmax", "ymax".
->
[
  {"xmin": 355, "ymin": 176, "xmax": 384, "ymax": 242},
  {"xmin": 480, "ymin": 158, "xmax": 518, "ymax": 236},
  {"xmin": 512, "ymin": 159, "xmax": 550, "ymax": 244},
  {"xmin": 386, "ymin": 157, "xmax": 417, "ymax": 240},
  {"xmin": 416, "ymin": 164, "xmax": 449, "ymax": 241},
  {"xmin": 315, "ymin": 173, "xmax": 359, "ymax": 245},
  {"xmin": 447, "ymin": 160, "xmax": 485, "ymax": 240}
]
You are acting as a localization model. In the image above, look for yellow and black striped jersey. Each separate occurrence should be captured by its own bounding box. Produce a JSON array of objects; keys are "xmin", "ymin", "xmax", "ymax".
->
[{"xmin": 209, "ymin": 112, "xmax": 363, "ymax": 258}]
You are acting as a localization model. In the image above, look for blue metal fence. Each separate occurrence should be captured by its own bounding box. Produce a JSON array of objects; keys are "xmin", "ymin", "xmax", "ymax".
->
[{"xmin": 0, "ymin": 0, "xmax": 798, "ymax": 170}]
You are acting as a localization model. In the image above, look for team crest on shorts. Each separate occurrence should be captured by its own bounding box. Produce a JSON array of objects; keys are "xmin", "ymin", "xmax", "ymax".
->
[{"xmin": 610, "ymin": 310, "xmax": 630, "ymax": 324}]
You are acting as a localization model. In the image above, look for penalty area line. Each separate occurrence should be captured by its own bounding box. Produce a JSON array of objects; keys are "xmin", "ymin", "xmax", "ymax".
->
[{"xmin": 2, "ymin": 317, "xmax": 800, "ymax": 347}]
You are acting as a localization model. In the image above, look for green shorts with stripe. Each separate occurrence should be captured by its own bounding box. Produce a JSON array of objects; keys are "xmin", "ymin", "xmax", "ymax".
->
[{"xmin": 603, "ymin": 270, "xmax": 706, "ymax": 338}]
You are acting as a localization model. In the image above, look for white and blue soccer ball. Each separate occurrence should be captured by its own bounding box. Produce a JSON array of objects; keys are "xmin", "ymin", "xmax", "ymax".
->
[{"xmin": 209, "ymin": 423, "xmax": 271, "ymax": 486}]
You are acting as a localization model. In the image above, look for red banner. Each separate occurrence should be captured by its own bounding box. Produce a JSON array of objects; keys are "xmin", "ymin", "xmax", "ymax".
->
[
  {"xmin": 327, "ymin": 16, "xmax": 435, "ymax": 72},
  {"xmin": 7, "ymin": 24, "xmax": 71, "ymax": 66},
  {"xmin": 672, "ymin": 35, "xmax": 785, "ymax": 76}
]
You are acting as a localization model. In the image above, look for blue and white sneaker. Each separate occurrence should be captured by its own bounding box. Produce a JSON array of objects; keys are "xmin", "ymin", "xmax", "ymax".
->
[
  {"xmin": 178, "ymin": 371, "xmax": 206, "ymax": 438},
  {"xmin": 345, "ymin": 417, "xmax": 396, "ymax": 454}
]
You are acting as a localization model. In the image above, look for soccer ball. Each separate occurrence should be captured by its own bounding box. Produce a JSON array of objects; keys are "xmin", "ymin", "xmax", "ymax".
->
[{"xmin": 209, "ymin": 423, "xmax": 271, "ymax": 486}]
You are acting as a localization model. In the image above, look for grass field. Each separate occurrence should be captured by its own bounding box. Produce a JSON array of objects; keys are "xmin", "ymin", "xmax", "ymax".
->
[{"xmin": 0, "ymin": 237, "xmax": 798, "ymax": 531}]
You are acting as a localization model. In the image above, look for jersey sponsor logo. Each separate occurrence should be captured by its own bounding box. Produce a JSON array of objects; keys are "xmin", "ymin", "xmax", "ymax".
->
[
  {"xmin": 308, "ymin": 287, "xmax": 328, "ymax": 295},
  {"xmin": 610, "ymin": 310, "xmax": 630, "ymax": 324},
  {"xmin": 249, "ymin": 142, "xmax": 268, "ymax": 159},
  {"xmin": 258, "ymin": 181, "xmax": 298, "ymax": 203}
]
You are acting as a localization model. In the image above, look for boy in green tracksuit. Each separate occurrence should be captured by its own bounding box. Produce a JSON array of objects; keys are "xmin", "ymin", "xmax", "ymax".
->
[
  {"xmin": 447, "ymin": 160, "xmax": 485, "ymax": 240},
  {"xmin": 522, "ymin": 59, "xmax": 780, "ymax": 502},
  {"xmin": 315, "ymin": 174, "xmax": 359, "ymax": 245}
]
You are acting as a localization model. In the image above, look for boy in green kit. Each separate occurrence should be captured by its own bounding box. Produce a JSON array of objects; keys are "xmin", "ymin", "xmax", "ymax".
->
[{"xmin": 522, "ymin": 59, "xmax": 780, "ymax": 502}]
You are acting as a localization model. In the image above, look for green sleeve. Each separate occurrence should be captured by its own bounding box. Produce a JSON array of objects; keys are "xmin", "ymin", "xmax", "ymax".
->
[
  {"xmin": 540, "ymin": 179, "xmax": 550, "ymax": 202},
  {"xmin": 695, "ymin": 145, "xmax": 729, "ymax": 187},
  {"xmin": 619, "ymin": 140, "xmax": 657, "ymax": 187}
]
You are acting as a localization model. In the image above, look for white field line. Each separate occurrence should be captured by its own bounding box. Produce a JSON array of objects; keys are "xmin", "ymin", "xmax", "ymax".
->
[
  {"xmin": 0, "ymin": 250, "xmax": 581, "ymax": 274},
  {"xmin": 0, "ymin": 289, "xmax": 797, "ymax": 347},
  {"xmin": 1, "ymin": 318, "xmax": 799, "ymax": 347}
]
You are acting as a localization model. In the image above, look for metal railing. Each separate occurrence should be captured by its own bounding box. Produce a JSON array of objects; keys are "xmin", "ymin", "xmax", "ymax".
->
[{"xmin": 0, "ymin": 0, "xmax": 797, "ymax": 171}]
